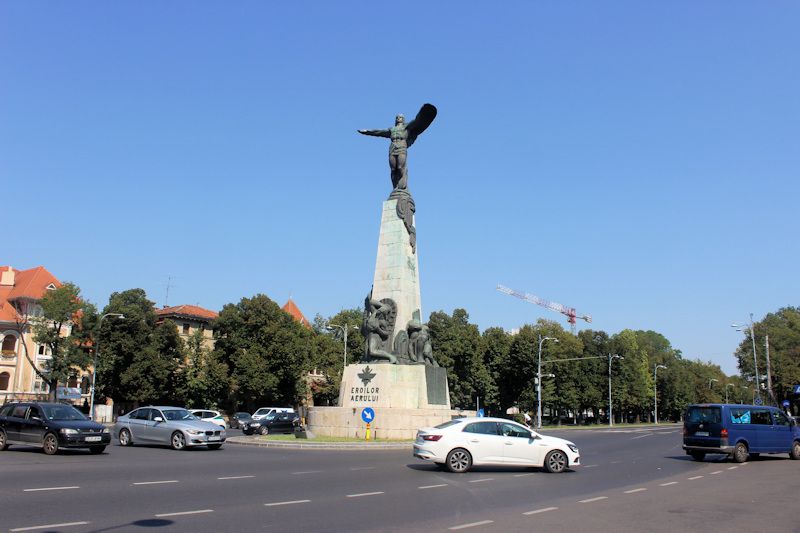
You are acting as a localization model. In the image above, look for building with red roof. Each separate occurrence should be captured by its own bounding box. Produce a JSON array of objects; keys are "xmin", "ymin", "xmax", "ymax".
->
[
  {"xmin": 282, "ymin": 299, "xmax": 311, "ymax": 329},
  {"xmin": 156, "ymin": 304, "xmax": 219, "ymax": 349}
]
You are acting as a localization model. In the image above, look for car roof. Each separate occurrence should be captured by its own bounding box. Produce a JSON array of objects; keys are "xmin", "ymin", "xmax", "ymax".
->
[{"xmin": 448, "ymin": 417, "xmax": 522, "ymax": 424}]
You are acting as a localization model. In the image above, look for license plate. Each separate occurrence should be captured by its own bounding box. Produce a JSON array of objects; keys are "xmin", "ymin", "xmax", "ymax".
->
[
  {"xmin": 695, "ymin": 431, "xmax": 709, "ymax": 436},
  {"xmin": 208, "ymin": 436, "xmax": 220, "ymax": 441},
  {"xmin": 85, "ymin": 436, "xmax": 102, "ymax": 442}
]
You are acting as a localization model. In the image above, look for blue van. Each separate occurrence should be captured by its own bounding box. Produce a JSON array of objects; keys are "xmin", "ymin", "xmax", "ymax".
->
[{"xmin": 683, "ymin": 404, "xmax": 800, "ymax": 463}]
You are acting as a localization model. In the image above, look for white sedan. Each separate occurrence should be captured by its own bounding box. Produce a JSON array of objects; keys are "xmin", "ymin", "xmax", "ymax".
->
[
  {"xmin": 413, "ymin": 417, "xmax": 580, "ymax": 473},
  {"xmin": 189, "ymin": 409, "xmax": 227, "ymax": 429}
]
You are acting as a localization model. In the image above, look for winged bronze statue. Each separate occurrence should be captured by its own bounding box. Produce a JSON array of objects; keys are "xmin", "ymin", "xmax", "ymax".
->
[{"xmin": 358, "ymin": 103, "xmax": 437, "ymax": 191}]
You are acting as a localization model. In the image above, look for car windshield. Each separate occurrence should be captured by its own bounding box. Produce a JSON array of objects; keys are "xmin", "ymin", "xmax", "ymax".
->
[
  {"xmin": 237, "ymin": 413, "xmax": 252, "ymax": 419},
  {"xmin": 162, "ymin": 409, "xmax": 197, "ymax": 421},
  {"xmin": 254, "ymin": 409, "xmax": 269, "ymax": 415},
  {"xmin": 43, "ymin": 405, "xmax": 87, "ymax": 421}
]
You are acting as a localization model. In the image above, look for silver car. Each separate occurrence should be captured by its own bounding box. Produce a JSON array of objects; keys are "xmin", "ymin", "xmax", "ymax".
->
[{"xmin": 115, "ymin": 406, "xmax": 226, "ymax": 450}]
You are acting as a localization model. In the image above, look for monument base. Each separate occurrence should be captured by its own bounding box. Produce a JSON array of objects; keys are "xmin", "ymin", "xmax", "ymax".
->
[{"xmin": 307, "ymin": 363, "xmax": 465, "ymax": 439}]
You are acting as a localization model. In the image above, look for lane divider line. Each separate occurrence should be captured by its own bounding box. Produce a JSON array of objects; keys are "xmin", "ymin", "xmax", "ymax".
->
[
  {"xmin": 418, "ymin": 484, "xmax": 448, "ymax": 489},
  {"xmin": 217, "ymin": 475, "xmax": 255, "ymax": 480},
  {"xmin": 659, "ymin": 482, "xmax": 678, "ymax": 486},
  {"xmin": 523, "ymin": 507, "xmax": 559, "ymax": 515},
  {"xmin": 468, "ymin": 478, "xmax": 494, "ymax": 483},
  {"xmin": 265, "ymin": 500, "xmax": 311, "ymax": 507},
  {"xmin": 292, "ymin": 470, "xmax": 323, "ymax": 475},
  {"xmin": 624, "ymin": 488, "xmax": 647, "ymax": 494},
  {"xmin": 579, "ymin": 496, "xmax": 608, "ymax": 503},
  {"xmin": 710, "ymin": 471, "xmax": 723, "ymax": 475},
  {"xmin": 513, "ymin": 473, "xmax": 536, "ymax": 477},
  {"xmin": 155, "ymin": 509, "xmax": 213, "ymax": 518},
  {"xmin": 727, "ymin": 466, "xmax": 738, "ymax": 470},
  {"xmin": 11, "ymin": 522, "xmax": 89, "ymax": 532},
  {"xmin": 688, "ymin": 476, "xmax": 703, "ymax": 480},
  {"xmin": 23, "ymin": 486, "xmax": 79, "ymax": 492},
  {"xmin": 449, "ymin": 520, "xmax": 494, "ymax": 530},
  {"xmin": 346, "ymin": 491, "xmax": 384, "ymax": 498},
  {"xmin": 133, "ymin": 480, "xmax": 179, "ymax": 485},
  {"xmin": 350, "ymin": 467, "xmax": 376, "ymax": 471}
]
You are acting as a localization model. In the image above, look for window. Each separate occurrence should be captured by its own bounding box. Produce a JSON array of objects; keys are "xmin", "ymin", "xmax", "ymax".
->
[
  {"xmin": 182, "ymin": 324, "xmax": 190, "ymax": 335},
  {"xmin": 38, "ymin": 344, "xmax": 46, "ymax": 355},
  {"xmin": 33, "ymin": 377, "xmax": 48, "ymax": 393},
  {"xmin": 773, "ymin": 411, "xmax": 790, "ymax": 427},
  {"xmin": 0, "ymin": 404, "xmax": 14, "ymax": 416},
  {"xmin": 464, "ymin": 422, "xmax": 500, "ymax": 435},
  {"xmin": 12, "ymin": 405, "xmax": 28, "ymax": 418},
  {"xmin": 500, "ymin": 422, "xmax": 531, "ymax": 439},
  {"xmin": 731, "ymin": 409, "xmax": 752, "ymax": 424},
  {"xmin": 1, "ymin": 334, "xmax": 17, "ymax": 354},
  {"xmin": 67, "ymin": 375, "xmax": 78, "ymax": 388},
  {"xmin": 0, "ymin": 371, "xmax": 9, "ymax": 390},
  {"xmin": 80, "ymin": 376, "xmax": 90, "ymax": 394},
  {"xmin": 751, "ymin": 409, "xmax": 772, "ymax": 425},
  {"xmin": 687, "ymin": 407, "xmax": 721, "ymax": 424}
]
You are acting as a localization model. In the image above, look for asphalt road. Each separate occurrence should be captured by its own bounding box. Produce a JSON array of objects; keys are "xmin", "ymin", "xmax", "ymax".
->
[{"xmin": 2, "ymin": 425, "xmax": 799, "ymax": 532}]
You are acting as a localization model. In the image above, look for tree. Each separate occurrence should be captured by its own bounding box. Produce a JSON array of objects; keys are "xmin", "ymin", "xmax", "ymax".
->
[
  {"xmin": 29, "ymin": 283, "xmax": 97, "ymax": 401},
  {"xmin": 180, "ymin": 329, "xmax": 230, "ymax": 409}
]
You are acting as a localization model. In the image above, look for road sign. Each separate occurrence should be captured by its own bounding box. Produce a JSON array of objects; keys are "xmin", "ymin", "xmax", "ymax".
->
[
  {"xmin": 754, "ymin": 397, "xmax": 763, "ymax": 406},
  {"xmin": 794, "ymin": 385, "xmax": 800, "ymax": 395},
  {"xmin": 783, "ymin": 400, "xmax": 791, "ymax": 408},
  {"xmin": 477, "ymin": 409, "xmax": 485, "ymax": 417},
  {"xmin": 361, "ymin": 407, "xmax": 375, "ymax": 423}
]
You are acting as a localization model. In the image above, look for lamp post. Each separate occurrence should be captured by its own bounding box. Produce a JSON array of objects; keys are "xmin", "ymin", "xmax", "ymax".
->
[
  {"xmin": 90, "ymin": 312, "xmax": 124, "ymax": 421},
  {"xmin": 608, "ymin": 354, "xmax": 623, "ymax": 427},
  {"xmin": 709, "ymin": 378, "xmax": 718, "ymax": 389},
  {"xmin": 654, "ymin": 364, "xmax": 667, "ymax": 424},
  {"xmin": 732, "ymin": 314, "xmax": 760, "ymax": 403},
  {"xmin": 536, "ymin": 335, "xmax": 558, "ymax": 429},
  {"xmin": 327, "ymin": 323, "xmax": 350, "ymax": 371},
  {"xmin": 742, "ymin": 385, "xmax": 752, "ymax": 404},
  {"xmin": 725, "ymin": 383, "xmax": 734, "ymax": 403}
]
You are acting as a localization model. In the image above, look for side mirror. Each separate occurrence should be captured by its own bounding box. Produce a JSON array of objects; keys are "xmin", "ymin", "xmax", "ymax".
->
[{"xmin": 153, "ymin": 416, "xmax": 164, "ymax": 423}]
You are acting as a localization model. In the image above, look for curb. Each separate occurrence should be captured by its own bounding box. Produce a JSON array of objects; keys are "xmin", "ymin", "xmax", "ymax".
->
[{"xmin": 226, "ymin": 436, "xmax": 411, "ymax": 450}]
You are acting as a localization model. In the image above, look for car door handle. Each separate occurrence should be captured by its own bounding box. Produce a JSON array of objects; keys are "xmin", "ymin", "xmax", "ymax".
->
[
  {"xmin": 469, "ymin": 439, "xmax": 480, "ymax": 443},
  {"xmin": 505, "ymin": 442, "xmax": 514, "ymax": 445}
]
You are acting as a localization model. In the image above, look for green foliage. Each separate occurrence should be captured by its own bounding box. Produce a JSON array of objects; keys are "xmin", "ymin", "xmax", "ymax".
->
[
  {"xmin": 181, "ymin": 330, "xmax": 230, "ymax": 409},
  {"xmin": 31, "ymin": 283, "xmax": 98, "ymax": 400}
]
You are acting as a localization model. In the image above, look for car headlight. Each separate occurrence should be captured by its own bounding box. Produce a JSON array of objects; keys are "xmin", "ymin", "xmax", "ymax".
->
[
  {"xmin": 60, "ymin": 428, "xmax": 78, "ymax": 435},
  {"xmin": 102, "ymin": 427, "xmax": 110, "ymax": 434},
  {"xmin": 187, "ymin": 430, "xmax": 203, "ymax": 435},
  {"xmin": 567, "ymin": 444, "xmax": 579, "ymax": 453}
]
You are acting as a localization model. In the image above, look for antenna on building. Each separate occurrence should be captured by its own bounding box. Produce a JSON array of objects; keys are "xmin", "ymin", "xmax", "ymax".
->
[{"xmin": 165, "ymin": 276, "xmax": 173, "ymax": 308}]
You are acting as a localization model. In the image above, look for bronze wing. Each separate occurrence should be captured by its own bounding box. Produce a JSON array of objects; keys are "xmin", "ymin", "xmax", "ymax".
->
[{"xmin": 405, "ymin": 103, "xmax": 437, "ymax": 147}]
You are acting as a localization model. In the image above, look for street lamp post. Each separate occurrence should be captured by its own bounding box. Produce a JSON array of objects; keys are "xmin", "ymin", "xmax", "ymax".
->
[
  {"xmin": 327, "ymin": 323, "xmax": 350, "ymax": 371},
  {"xmin": 742, "ymin": 386, "xmax": 752, "ymax": 404},
  {"xmin": 536, "ymin": 335, "xmax": 558, "ymax": 429},
  {"xmin": 709, "ymin": 378, "xmax": 719, "ymax": 389},
  {"xmin": 608, "ymin": 354, "xmax": 623, "ymax": 427},
  {"xmin": 725, "ymin": 383, "xmax": 734, "ymax": 403},
  {"xmin": 732, "ymin": 314, "xmax": 760, "ymax": 403},
  {"xmin": 90, "ymin": 312, "xmax": 124, "ymax": 421},
  {"xmin": 654, "ymin": 364, "xmax": 667, "ymax": 424}
]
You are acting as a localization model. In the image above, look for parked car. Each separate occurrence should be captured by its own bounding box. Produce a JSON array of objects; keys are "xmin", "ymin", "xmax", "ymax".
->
[
  {"xmin": 242, "ymin": 411, "xmax": 301, "ymax": 435},
  {"xmin": 189, "ymin": 409, "xmax": 227, "ymax": 429},
  {"xmin": 252, "ymin": 407, "xmax": 294, "ymax": 421},
  {"xmin": 413, "ymin": 417, "xmax": 580, "ymax": 473},
  {"xmin": 229, "ymin": 412, "xmax": 252, "ymax": 429},
  {"xmin": 683, "ymin": 403, "xmax": 800, "ymax": 462},
  {"xmin": 0, "ymin": 401, "xmax": 111, "ymax": 455},
  {"xmin": 115, "ymin": 406, "xmax": 226, "ymax": 450}
]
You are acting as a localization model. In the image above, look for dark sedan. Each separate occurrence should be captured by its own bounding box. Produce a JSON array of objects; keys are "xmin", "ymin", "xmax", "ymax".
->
[
  {"xmin": 0, "ymin": 402, "xmax": 111, "ymax": 455},
  {"xmin": 229, "ymin": 412, "xmax": 253, "ymax": 429},
  {"xmin": 242, "ymin": 411, "xmax": 300, "ymax": 435}
]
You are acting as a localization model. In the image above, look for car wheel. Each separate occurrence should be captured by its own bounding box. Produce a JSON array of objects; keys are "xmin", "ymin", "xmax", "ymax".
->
[
  {"xmin": 119, "ymin": 428, "xmax": 133, "ymax": 446},
  {"xmin": 732, "ymin": 442, "xmax": 749, "ymax": 463},
  {"xmin": 690, "ymin": 451, "xmax": 705, "ymax": 462},
  {"xmin": 445, "ymin": 448, "xmax": 472, "ymax": 473},
  {"xmin": 42, "ymin": 433, "xmax": 59, "ymax": 455},
  {"xmin": 207, "ymin": 444, "xmax": 223, "ymax": 450},
  {"xmin": 790, "ymin": 441, "xmax": 800, "ymax": 460},
  {"xmin": 544, "ymin": 450, "xmax": 568, "ymax": 473},
  {"xmin": 258, "ymin": 426, "xmax": 268, "ymax": 436},
  {"xmin": 171, "ymin": 431, "xmax": 187, "ymax": 451},
  {"xmin": 0, "ymin": 428, "xmax": 8, "ymax": 450},
  {"xmin": 89, "ymin": 446, "xmax": 106, "ymax": 454}
]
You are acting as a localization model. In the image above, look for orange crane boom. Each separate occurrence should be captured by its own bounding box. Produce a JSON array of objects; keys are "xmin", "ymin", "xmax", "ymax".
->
[{"xmin": 497, "ymin": 284, "xmax": 591, "ymax": 331}]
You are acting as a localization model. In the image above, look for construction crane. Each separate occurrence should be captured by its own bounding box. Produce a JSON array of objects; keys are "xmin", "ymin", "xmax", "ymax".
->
[{"xmin": 497, "ymin": 284, "xmax": 592, "ymax": 333}]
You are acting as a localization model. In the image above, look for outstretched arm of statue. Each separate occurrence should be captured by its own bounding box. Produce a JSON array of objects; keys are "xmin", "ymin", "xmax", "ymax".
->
[{"xmin": 358, "ymin": 128, "xmax": 391, "ymax": 138}]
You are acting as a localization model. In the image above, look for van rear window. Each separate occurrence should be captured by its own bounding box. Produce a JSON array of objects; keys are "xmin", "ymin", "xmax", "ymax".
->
[{"xmin": 687, "ymin": 407, "xmax": 721, "ymax": 424}]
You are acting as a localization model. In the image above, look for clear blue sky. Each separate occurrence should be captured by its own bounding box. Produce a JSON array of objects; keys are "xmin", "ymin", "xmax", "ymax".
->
[{"xmin": 3, "ymin": 2, "xmax": 798, "ymax": 375}]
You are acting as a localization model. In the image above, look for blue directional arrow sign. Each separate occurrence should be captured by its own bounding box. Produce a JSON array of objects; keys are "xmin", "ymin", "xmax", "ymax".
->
[{"xmin": 361, "ymin": 407, "xmax": 375, "ymax": 423}]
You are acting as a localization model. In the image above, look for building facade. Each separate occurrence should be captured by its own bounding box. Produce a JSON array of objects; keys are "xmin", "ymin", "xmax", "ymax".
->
[{"xmin": 155, "ymin": 304, "xmax": 218, "ymax": 350}]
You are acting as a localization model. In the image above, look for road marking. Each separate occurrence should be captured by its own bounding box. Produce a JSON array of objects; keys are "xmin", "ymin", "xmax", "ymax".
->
[
  {"xmin": 217, "ymin": 475, "xmax": 255, "ymax": 480},
  {"xmin": 579, "ymin": 496, "xmax": 608, "ymax": 503},
  {"xmin": 133, "ymin": 480, "xmax": 179, "ymax": 485},
  {"xmin": 449, "ymin": 520, "xmax": 494, "ymax": 530},
  {"xmin": 11, "ymin": 522, "xmax": 89, "ymax": 532},
  {"xmin": 611, "ymin": 460, "xmax": 622, "ymax": 464},
  {"xmin": 292, "ymin": 470, "xmax": 323, "ymax": 475},
  {"xmin": 418, "ymin": 484, "xmax": 448, "ymax": 489},
  {"xmin": 739, "ymin": 463, "xmax": 749, "ymax": 466},
  {"xmin": 513, "ymin": 473, "xmax": 536, "ymax": 477},
  {"xmin": 659, "ymin": 481, "xmax": 678, "ymax": 486},
  {"xmin": 631, "ymin": 433, "xmax": 653, "ymax": 439},
  {"xmin": 350, "ymin": 466, "xmax": 375, "ymax": 471},
  {"xmin": 688, "ymin": 475, "xmax": 703, "ymax": 480},
  {"xmin": 727, "ymin": 466, "xmax": 738, "ymax": 470},
  {"xmin": 265, "ymin": 500, "xmax": 311, "ymax": 507},
  {"xmin": 582, "ymin": 464, "xmax": 598, "ymax": 468},
  {"xmin": 624, "ymin": 488, "xmax": 647, "ymax": 493},
  {"xmin": 468, "ymin": 478, "xmax": 494, "ymax": 483},
  {"xmin": 23, "ymin": 486, "xmax": 79, "ymax": 492},
  {"xmin": 155, "ymin": 509, "xmax": 214, "ymax": 518},
  {"xmin": 523, "ymin": 506, "xmax": 558, "ymax": 515},
  {"xmin": 346, "ymin": 491, "xmax": 384, "ymax": 498},
  {"xmin": 710, "ymin": 471, "xmax": 723, "ymax": 475}
]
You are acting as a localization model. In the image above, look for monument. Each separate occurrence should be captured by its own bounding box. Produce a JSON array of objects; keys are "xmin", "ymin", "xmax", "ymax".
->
[{"xmin": 307, "ymin": 104, "xmax": 460, "ymax": 439}]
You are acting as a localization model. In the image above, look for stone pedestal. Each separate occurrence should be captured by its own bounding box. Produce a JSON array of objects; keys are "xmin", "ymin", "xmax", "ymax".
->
[{"xmin": 371, "ymin": 198, "xmax": 421, "ymax": 345}]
